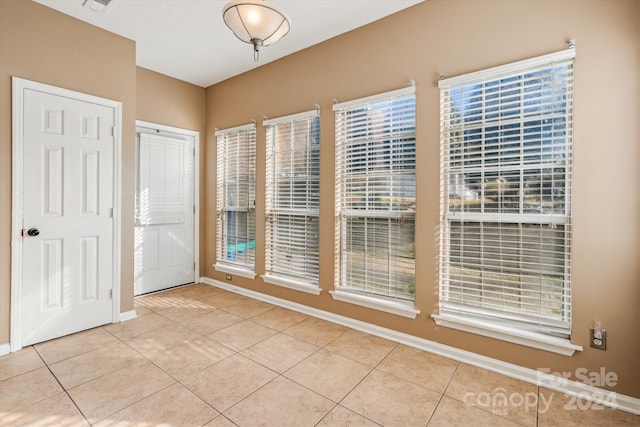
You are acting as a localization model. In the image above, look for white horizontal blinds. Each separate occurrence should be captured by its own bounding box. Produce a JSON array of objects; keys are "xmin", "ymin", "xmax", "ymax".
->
[
  {"xmin": 216, "ymin": 124, "xmax": 256, "ymax": 268},
  {"xmin": 264, "ymin": 110, "xmax": 320, "ymax": 284},
  {"xmin": 439, "ymin": 48, "xmax": 575, "ymax": 336},
  {"xmin": 334, "ymin": 86, "xmax": 416, "ymax": 302},
  {"xmin": 136, "ymin": 133, "xmax": 193, "ymax": 225}
]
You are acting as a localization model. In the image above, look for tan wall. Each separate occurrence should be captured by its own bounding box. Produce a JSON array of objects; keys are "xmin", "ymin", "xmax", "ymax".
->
[
  {"xmin": 0, "ymin": 0, "xmax": 137, "ymax": 336},
  {"xmin": 205, "ymin": 0, "xmax": 640, "ymax": 397},
  {"xmin": 136, "ymin": 67, "xmax": 207, "ymax": 275}
]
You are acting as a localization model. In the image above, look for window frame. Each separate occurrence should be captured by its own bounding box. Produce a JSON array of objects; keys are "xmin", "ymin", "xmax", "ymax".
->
[
  {"xmin": 214, "ymin": 122, "xmax": 257, "ymax": 278},
  {"xmin": 433, "ymin": 47, "xmax": 582, "ymax": 355},
  {"xmin": 262, "ymin": 109, "xmax": 321, "ymax": 295},
  {"xmin": 332, "ymin": 85, "xmax": 419, "ymax": 317}
]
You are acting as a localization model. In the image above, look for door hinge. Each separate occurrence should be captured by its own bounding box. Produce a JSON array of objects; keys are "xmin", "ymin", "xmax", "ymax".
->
[
  {"xmin": 193, "ymin": 205, "xmax": 196, "ymax": 214},
  {"xmin": 193, "ymin": 147, "xmax": 196, "ymax": 157},
  {"xmin": 108, "ymin": 289, "xmax": 113, "ymax": 300},
  {"xmin": 109, "ymin": 208, "xmax": 114, "ymax": 218},
  {"xmin": 111, "ymin": 126, "xmax": 115, "ymax": 137}
]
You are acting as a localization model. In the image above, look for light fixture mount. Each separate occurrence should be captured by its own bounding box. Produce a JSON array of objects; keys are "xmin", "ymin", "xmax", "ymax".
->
[{"xmin": 222, "ymin": 0, "xmax": 291, "ymax": 61}]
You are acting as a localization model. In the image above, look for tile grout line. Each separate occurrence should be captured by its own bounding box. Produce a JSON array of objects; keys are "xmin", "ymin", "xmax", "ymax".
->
[
  {"xmin": 430, "ymin": 362, "xmax": 533, "ymax": 427},
  {"xmin": 424, "ymin": 360, "xmax": 460, "ymax": 426},
  {"xmin": 32, "ymin": 344, "xmax": 92, "ymax": 426},
  {"xmin": 319, "ymin": 339, "xmax": 398, "ymax": 425}
]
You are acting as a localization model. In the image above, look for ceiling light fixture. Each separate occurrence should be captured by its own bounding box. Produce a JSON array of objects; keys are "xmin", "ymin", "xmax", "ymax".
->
[{"xmin": 222, "ymin": 0, "xmax": 291, "ymax": 61}]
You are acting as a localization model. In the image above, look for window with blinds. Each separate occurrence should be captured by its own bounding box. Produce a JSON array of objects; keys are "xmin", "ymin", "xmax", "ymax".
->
[
  {"xmin": 264, "ymin": 110, "xmax": 320, "ymax": 287},
  {"xmin": 216, "ymin": 123, "xmax": 256, "ymax": 270},
  {"xmin": 334, "ymin": 86, "xmax": 416, "ymax": 303},
  {"xmin": 438, "ymin": 48, "xmax": 575, "ymax": 337}
]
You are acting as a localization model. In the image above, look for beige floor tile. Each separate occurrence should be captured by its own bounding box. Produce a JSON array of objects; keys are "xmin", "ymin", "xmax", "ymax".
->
[
  {"xmin": 341, "ymin": 369, "xmax": 440, "ymax": 427},
  {"xmin": 224, "ymin": 376, "xmax": 334, "ymax": 427},
  {"xmin": 156, "ymin": 304, "xmax": 215, "ymax": 323},
  {"xmin": 283, "ymin": 317, "xmax": 348, "ymax": 346},
  {"xmin": 445, "ymin": 363, "xmax": 538, "ymax": 426},
  {"xmin": 93, "ymin": 382, "xmax": 218, "ymax": 427},
  {"xmin": 0, "ymin": 367, "xmax": 62, "ymax": 413},
  {"xmin": 241, "ymin": 333, "xmax": 318, "ymax": 373},
  {"xmin": 133, "ymin": 305, "xmax": 153, "ymax": 317},
  {"xmin": 316, "ymin": 405, "xmax": 380, "ymax": 426},
  {"xmin": 285, "ymin": 349, "xmax": 371, "ymax": 402},
  {"xmin": 49, "ymin": 341, "xmax": 144, "ymax": 389},
  {"xmin": 174, "ymin": 283, "xmax": 225, "ymax": 299},
  {"xmin": 133, "ymin": 298, "xmax": 153, "ymax": 316},
  {"xmin": 200, "ymin": 291, "xmax": 249, "ymax": 309},
  {"xmin": 134, "ymin": 293, "xmax": 195, "ymax": 311},
  {"xmin": 67, "ymin": 360, "xmax": 174, "ymax": 423},
  {"xmin": 0, "ymin": 392, "xmax": 88, "ymax": 427},
  {"xmin": 104, "ymin": 312, "xmax": 175, "ymax": 340},
  {"xmin": 324, "ymin": 330, "xmax": 397, "ymax": 367},
  {"xmin": 222, "ymin": 299, "xmax": 276, "ymax": 318},
  {"xmin": 179, "ymin": 309, "xmax": 243, "ymax": 335},
  {"xmin": 34, "ymin": 327, "xmax": 119, "ymax": 364},
  {"xmin": 181, "ymin": 354, "xmax": 277, "ymax": 412},
  {"xmin": 377, "ymin": 344, "xmax": 458, "ymax": 392},
  {"xmin": 208, "ymin": 320, "xmax": 277, "ymax": 351},
  {"xmin": 0, "ymin": 346, "xmax": 45, "ymax": 381},
  {"xmin": 251, "ymin": 307, "xmax": 308, "ymax": 331},
  {"xmin": 537, "ymin": 388, "xmax": 640, "ymax": 426},
  {"xmin": 428, "ymin": 395, "xmax": 521, "ymax": 427},
  {"xmin": 204, "ymin": 415, "xmax": 239, "ymax": 427},
  {"xmin": 124, "ymin": 322, "xmax": 202, "ymax": 357},
  {"xmin": 148, "ymin": 338, "xmax": 234, "ymax": 380}
]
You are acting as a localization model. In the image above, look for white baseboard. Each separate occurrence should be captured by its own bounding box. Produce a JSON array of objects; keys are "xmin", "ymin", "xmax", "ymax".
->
[
  {"xmin": 0, "ymin": 343, "xmax": 10, "ymax": 356},
  {"xmin": 119, "ymin": 310, "xmax": 138, "ymax": 322},
  {"xmin": 199, "ymin": 276, "xmax": 640, "ymax": 416}
]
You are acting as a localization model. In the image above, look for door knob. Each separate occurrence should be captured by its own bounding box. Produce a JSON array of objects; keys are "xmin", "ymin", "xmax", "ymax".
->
[{"xmin": 27, "ymin": 228, "xmax": 40, "ymax": 237}]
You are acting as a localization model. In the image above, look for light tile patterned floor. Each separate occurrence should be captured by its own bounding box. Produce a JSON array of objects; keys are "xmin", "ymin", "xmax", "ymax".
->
[{"xmin": 1, "ymin": 283, "xmax": 639, "ymax": 426}]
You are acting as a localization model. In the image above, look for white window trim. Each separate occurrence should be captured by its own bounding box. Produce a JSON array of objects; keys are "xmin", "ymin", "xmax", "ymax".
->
[
  {"xmin": 333, "ymin": 84, "xmax": 415, "ymax": 111},
  {"xmin": 215, "ymin": 122, "xmax": 256, "ymax": 271},
  {"xmin": 264, "ymin": 109, "xmax": 320, "ymax": 285},
  {"xmin": 263, "ymin": 109, "xmax": 318, "ymax": 126},
  {"xmin": 330, "ymin": 289, "xmax": 420, "ymax": 319},
  {"xmin": 432, "ymin": 313, "xmax": 582, "ymax": 356},
  {"xmin": 438, "ymin": 47, "xmax": 575, "ymax": 89},
  {"xmin": 437, "ymin": 46, "xmax": 576, "ymax": 340},
  {"xmin": 213, "ymin": 263, "xmax": 256, "ymax": 279},
  {"xmin": 262, "ymin": 274, "xmax": 322, "ymax": 295},
  {"xmin": 214, "ymin": 122, "xmax": 255, "ymax": 136},
  {"xmin": 333, "ymin": 84, "xmax": 418, "ymax": 305}
]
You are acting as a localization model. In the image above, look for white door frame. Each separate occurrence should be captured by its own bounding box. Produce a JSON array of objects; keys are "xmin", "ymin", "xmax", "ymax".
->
[
  {"xmin": 10, "ymin": 77, "xmax": 123, "ymax": 352},
  {"xmin": 135, "ymin": 120, "xmax": 200, "ymax": 288}
]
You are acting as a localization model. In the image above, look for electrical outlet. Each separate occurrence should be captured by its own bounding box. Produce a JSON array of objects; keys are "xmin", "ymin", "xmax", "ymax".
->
[
  {"xmin": 589, "ymin": 327, "xmax": 606, "ymax": 350},
  {"xmin": 225, "ymin": 274, "xmax": 232, "ymax": 281}
]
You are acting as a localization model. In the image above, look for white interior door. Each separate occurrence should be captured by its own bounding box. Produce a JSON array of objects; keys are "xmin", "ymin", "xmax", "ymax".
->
[
  {"xmin": 135, "ymin": 129, "xmax": 195, "ymax": 295},
  {"xmin": 21, "ymin": 88, "xmax": 115, "ymax": 346}
]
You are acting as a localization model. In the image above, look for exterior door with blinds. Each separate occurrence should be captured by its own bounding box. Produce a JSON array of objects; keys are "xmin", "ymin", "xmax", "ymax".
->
[{"xmin": 135, "ymin": 128, "xmax": 195, "ymax": 295}]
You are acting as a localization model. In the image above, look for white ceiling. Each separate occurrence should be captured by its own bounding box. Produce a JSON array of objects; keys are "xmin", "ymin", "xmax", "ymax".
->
[{"xmin": 34, "ymin": 0, "xmax": 423, "ymax": 88}]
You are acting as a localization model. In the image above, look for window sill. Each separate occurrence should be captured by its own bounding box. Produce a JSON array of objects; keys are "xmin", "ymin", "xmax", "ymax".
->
[
  {"xmin": 431, "ymin": 313, "xmax": 583, "ymax": 356},
  {"xmin": 330, "ymin": 289, "xmax": 420, "ymax": 319},
  {"xmin": 261, "ymin": 274, "xmax": 322, "ymax": 295},
  {"xmin": 213, "ymin": 263, "xmax": 256, "ymax": 279}
]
